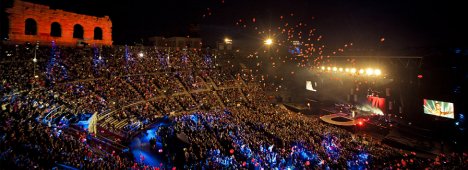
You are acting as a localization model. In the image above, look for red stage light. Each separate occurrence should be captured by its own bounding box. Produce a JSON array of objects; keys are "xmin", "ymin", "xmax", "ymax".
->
[
  {"xmin": 417, "ymin": 74, "xmax": 423, "ymax": 79},
  {"xmin": 358, "ymin": 121, "xmax": 363, "ymax": 126}
]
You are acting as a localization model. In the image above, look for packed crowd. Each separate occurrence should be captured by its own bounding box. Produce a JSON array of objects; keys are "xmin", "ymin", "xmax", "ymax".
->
[
  {"xmin": 1, "ymin": 44, "xmax": 466, "ymax": 169},
  {"xmin": 0, "ymin": 44, "xmax": 243, "ymax": 169},
  {"xmin": 160, "ymin": 88, "xmax": 468, "ymax": 169},
  {"xmin": 0, "ymin": 90, "xmax": 147, "ymax": 169}
]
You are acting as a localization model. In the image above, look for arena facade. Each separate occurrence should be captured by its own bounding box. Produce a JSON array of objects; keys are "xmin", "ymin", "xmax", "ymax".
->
[
  {"xmin": 0, "ymin": 0, "xmax": 466, "ymax": 169},
  {"xmin": 4, "ymin": 0, "xmax": 112, "ymax": 46}
]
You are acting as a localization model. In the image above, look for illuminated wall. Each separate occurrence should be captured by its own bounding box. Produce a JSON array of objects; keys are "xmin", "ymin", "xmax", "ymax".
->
[{"xmin": 6, "ymin": 0, "xmax": 112, "ymax": 46}]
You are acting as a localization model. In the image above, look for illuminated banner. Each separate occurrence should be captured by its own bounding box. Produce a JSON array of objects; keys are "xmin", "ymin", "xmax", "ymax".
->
[
  {"xmin": 423, "ymin": 99, "xmax": 454, "ymax": 119},
  {"xmin": 367, "ymin": 96, "xmax": 386, "ymax": 113}
]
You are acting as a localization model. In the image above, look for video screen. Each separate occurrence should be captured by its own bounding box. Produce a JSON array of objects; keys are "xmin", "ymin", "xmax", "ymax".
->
[
  {"xmin": 306, "ymin": 81, "xmax": 317, "ymax": 91},
  {"xmin": 423, "ymin": 99, "xmax": 454, "ymax": 119}
]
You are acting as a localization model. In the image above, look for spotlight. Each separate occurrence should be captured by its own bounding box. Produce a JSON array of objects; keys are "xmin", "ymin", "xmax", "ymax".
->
[
  {"xmin": 321, "ymin": 66, "xmax": 325, "ymax": 70},
  {"xmin": 224, "ymin": 38, "xmax": 232, "ymax": 44},
  {"xmin": 138, "ymin": 52, "xmax": 144, "ymax": 58},
  {"xmin": 327, "ymin": 67, "xmax": 331, "ymax": 71},
  {"xmin": 264, "ymin": 38, "xmax": 273, "ymax": 45},
  {"xmin": 350, "ymin": 68, "xmax": 357, "ymax": 74},
  {"xmin": 332, "ymin": 67, "xmax": 337, "ymax": 71},
  {"xmin": 366, "ymin": 68, "xmax": 374, "ymax": 75},
  {"xmin": 339, "ymin": 68, "xmax": 343, "ymax": 72},
  {"xmin": 359, "ymin": 69, "xmax": 365, "ymax": 74},
  {"xmin": 345, "ymin": 68, "xmax": 350, "ymax": 72},
  {"xmin": 374, "ymin": 69, "xmax": 382, "ymax": 76}
]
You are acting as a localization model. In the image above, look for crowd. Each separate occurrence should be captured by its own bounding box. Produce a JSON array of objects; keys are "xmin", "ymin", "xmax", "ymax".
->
[
  {"xmin": 0, "ymin": 90, "xmax": 142, "ymax": 169},
  {"xmin": 0, "ymin": 44, "xmax": 466, "ymax": 169},
  {"xmin": 160, "ymin": 88, "xmax": 468, "ymax": 169},
  {"xmin": 191, "ymin": 91, "xmax": 222, "ymax": 110}
]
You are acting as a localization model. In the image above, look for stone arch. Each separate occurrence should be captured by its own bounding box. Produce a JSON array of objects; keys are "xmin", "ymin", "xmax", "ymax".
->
[
  {"xmin": 1, "ymin": 7, "xmax": 9, "ymax": 39},
  {"xmin": 73, "ymin": 24, "xmax": 84, "ymax": 39},
  {"xmin": 6, "ymin": 0, "xmax": 112, "ymax": 45},
  {"xmin": 25, "ymin": 18, "xmax": 37, "ymax": 35},
  {"xmin": 50, "ymin": 22, "xmax": 61, "ymax": 37},
  {"xmin": 94, "ymin": 27, "xmax": 103, "ymax": 40}
]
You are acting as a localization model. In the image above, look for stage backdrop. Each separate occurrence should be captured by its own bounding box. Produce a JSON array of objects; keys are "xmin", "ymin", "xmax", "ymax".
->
[{"xmin": 367, "ymin": 96, "xmax": 386, "ymax": 114}]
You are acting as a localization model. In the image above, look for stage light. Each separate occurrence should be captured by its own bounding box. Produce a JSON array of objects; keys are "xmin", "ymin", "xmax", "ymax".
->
[
  {"xmin": 321, "ymin": 66, "xmax": 325, "ymax": 70},
  {"xmin": 359, "ymin": 69, "xmax": 365, "ymax": 74},
  {"xmin": 138, "ymin": 52, "xmax": 144, "ymax": 58},
  {"xmin": 339, "ymin": 68, "xmax": 343, "ymax": 72},
  {"xmin": 366, "ymin": 68, "xmax": 374, "ymax": 75},
  {"xmin": 417, "ymin": 74, "xmax": 423, "ymax": 79},
  {"xmin": 332, "ymin": 67, "xmax": 337, "ymax": 71},
  {"xmin": 345, "ymin": 68, "xmax": 350, "ymax": 72},
  {"xmin": 327, "ymin": 67, "xmax": 331, "ymax": 71},
  {"xmin": 350, "ymin": 68, "xmax": 357, "ymax": 74},
  {"xmin": 264, "ymin": 38, "xmax": 273, "ymax": 45},
  {"xmin": 374, "ymin": 69, "xmax": 382, "ymax": 76},
  {"xmin": 33, "ymin": 58, "xmax": 37, "ymax": 63},
  {"xmin": 358, "ymin": 121, "xmax": 363, "ymax": 126}
]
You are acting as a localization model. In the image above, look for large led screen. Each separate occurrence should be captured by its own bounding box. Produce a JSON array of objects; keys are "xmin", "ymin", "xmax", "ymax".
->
[{"xmin": 423, "ymin": 99, "xmax": 454, "ymax": 119}]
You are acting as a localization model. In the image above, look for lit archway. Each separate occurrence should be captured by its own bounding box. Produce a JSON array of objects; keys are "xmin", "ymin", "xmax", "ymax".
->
[
  {"xmin": 25, "ymin": 18, "xmax": 37, "ymax": 35},
  {"xmin": 50, "ymin": 22, "xmax": 61, "ymax": 37},
  {"xmin": 94, "ymin": 27, "xmax": 103, "ymax": 40},
  {"xmin": 73, "ymin": 24, "xmax": 84, "ymax": 39}
]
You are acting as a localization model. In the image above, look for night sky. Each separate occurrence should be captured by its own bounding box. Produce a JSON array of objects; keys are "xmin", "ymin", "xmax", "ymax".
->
[{"xmin": 3, "ymin": 0, "xmax": 468, "ymax": 48}]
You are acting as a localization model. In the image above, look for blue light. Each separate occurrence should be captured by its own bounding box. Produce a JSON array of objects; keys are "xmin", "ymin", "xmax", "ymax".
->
[
  {"xmin": 92, "ymin": 46, "xmax": 105, "ymax": 75},
  {"xmin": 125, "ymin": 45, "xmax": 130, "ymax": 62},
  {"xmin": 455, "ymin": 122, "xmax": 459, "ymax": 126},
  {"xmin": 129, "ymin": 121, "xmax": 169, "ymax": 167},
  {"xmin": 204, "ymin": 54, "xmax": 213, "ymax": 66},
  {"xmin": 182, "ymin": 54, "xmax": 188, "ymax": 63},
  {"xmin": 322, "ymin": 134, "xmax": 341, "ymax": 160},
  {"xmin": 358, "ymin": 153, "xmax": 369, "ymax": 160},
  {"xmin": 189, "ymin": 114, "xmax": 199, "ymax": 124},
  {"xmin": 46, "ymin": 41, "xmax": 68, "ymax": 81}
]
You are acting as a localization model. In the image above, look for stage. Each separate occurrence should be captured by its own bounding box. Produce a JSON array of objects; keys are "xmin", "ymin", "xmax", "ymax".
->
[{"xmin": 320, "ymin": 113, "xmax": 358, "ymax": 126}]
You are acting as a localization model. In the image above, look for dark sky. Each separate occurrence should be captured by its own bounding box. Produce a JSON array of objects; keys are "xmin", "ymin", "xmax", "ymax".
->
[{"xmin": 5, "ymin": 0, "xmax": 468, "ymax": 48}]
